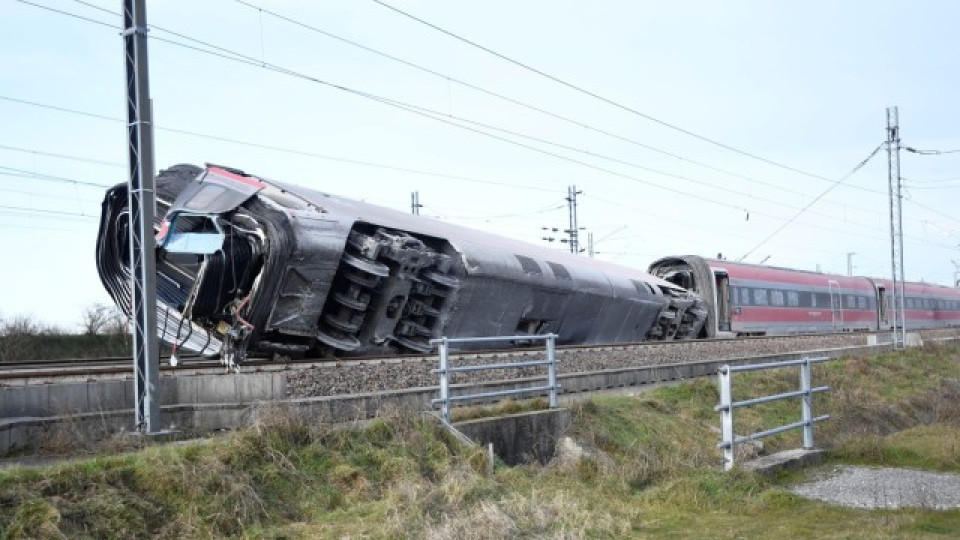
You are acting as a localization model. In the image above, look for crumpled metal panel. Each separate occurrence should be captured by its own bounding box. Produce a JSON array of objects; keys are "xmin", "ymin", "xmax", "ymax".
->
[{"xmin": 96, "ymin": 164, "xmax": 707, "ymax": 366}]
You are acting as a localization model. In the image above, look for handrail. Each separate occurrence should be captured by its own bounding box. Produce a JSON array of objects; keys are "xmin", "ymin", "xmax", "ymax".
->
[
  {"xmin": 433, "ymin": 334, "xmax": 558, "ymax": 422},
  {"xmin": 717, "ymin": 355, "xmax": 831, "ymax": 470}
]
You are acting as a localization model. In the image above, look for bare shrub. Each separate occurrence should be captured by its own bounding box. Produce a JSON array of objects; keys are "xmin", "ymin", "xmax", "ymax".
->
[
  {"xmin": 80, "ymin": 303, "xmax": 128, "ymax": 335},
  {"xmin": 1, "ymin": 315, "xmax": 41, "ymax": 337}
]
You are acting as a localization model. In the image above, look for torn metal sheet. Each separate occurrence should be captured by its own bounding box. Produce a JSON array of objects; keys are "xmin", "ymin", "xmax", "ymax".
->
[{"xmin": 96, "ymin": 164, "xmax": 707, "ymax": 366}]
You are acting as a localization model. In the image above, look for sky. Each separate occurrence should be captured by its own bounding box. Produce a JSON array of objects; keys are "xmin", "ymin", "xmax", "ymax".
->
[{"xmin": 0, "ymin": 0, "xmax": 958, "ymax": 329}]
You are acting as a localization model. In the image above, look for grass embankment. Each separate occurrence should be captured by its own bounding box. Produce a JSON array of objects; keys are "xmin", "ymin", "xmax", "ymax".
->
[
  {"xmin": 1, "ymin": 343, "xmax": 959, "ymax": 538},
  {"xmin": 0, "ymin": 334, "xmax": 129, "ymax": 362}
]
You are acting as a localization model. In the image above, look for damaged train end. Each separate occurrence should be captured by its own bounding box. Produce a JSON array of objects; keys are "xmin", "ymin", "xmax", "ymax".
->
[{"xmin": 96, "ymin": 164, "xmax": 707, "ymax": 367}]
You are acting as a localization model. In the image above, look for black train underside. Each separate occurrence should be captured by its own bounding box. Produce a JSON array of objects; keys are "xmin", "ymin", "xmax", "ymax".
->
[{"xmin": 96, "ymin": 164, "xmax": 707, "ymax": 366}]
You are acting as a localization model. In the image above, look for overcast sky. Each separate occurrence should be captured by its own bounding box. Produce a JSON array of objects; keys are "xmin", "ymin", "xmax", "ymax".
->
[{"xmin": 1, "ymin": 0, "xmax": 958, "ymax": 328}]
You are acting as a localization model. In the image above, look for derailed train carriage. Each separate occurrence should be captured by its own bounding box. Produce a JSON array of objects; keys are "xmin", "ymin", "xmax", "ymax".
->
[{"xmin": 96, "ymin": 164, "xmax": 707, "ymax": 365}]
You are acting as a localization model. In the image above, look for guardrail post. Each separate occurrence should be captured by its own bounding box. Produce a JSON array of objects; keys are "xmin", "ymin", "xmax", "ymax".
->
[
  {"xmin": 719, "ymin": 365, "xmax": 734, "ymax": 471},
  {"xmin": 800, "ymin": 357, "xmax": 814, "ymax": 449},
  {"xmin": 546, "ymin": 334, "xmax": 558, "ymax": 408},
  {"xmin": 438, "ymin": 337, "xmax": 450, "ymax": 423}
]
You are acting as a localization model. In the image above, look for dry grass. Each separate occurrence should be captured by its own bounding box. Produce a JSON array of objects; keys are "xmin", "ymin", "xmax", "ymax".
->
[{"xmin": 1, "ymin": 343, "xmax": 959, "ymax": 538}]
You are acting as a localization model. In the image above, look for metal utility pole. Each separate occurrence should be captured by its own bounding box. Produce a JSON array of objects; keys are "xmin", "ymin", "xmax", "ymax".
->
[
  {"xmin": 952, "ymin": 260, "xmax": 960, "ymax": 287},
  {"xmin": 846, "ymin": 252, "xmax": 856, "ymax": 277},
  {"xmin": 564, "ymin": 185, "xmax": 583, "ymax": 254},
  {"xmin": 410, "ymin": 191, "xmax": 422, "ymax": 215},
  {"xmin": 886, "ymin": 106, "xmax": 907, "ymax": 347},
  {"xmin": 587, "ymin": 232, "xmax": 594, "ymax": 258},
  {"xmin": 123, "ymin": 0, "xmax": 160, "ymax": 432}
]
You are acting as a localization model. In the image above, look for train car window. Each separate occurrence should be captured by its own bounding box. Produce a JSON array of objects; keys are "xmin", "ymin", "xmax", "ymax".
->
[
  {"xmin": 857, "ymin": 296, "xmax": 867, "ymax": 309},
  {"xmin": 546, "ymin": 262, "xmax": 571, "ymax": 280},
  {"xmin": 809, "ymin": 292, "xmax": 817, "ymax": 308},
  {"xmin": 787, "ymin": 291, "xmax": 799, "ymax": 307},
  {"xmin": 770, "ymin": 290, "xmax": 785, "ymax": 306},
  {"xmin": 753, "ymin": 288, "xmax": 768, "ymax": 306},
  {"xmin": 844, "ymin": 295, "xmax": 854, "ymax": 309}
]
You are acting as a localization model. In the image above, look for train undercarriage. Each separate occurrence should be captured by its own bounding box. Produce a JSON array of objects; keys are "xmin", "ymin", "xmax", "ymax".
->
[{"xmin": 96, "ymin": 164, "xmax": 707, "ymax": 367}]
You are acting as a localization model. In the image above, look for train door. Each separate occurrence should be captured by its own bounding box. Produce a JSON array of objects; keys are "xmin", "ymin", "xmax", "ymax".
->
[
  {"xmin": 828, "ymin": 280, "xmax": 843, "ymax": 330},
  {"xmin": 713, "ymin": 269, "xmax": 731, "ymax": 332},
  {"xmin": 877, "ymin": 286, "xmax": 888, "ymax": 328}
]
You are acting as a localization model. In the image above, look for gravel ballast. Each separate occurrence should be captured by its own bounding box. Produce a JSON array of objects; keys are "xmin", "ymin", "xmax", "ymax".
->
[
  {"xmin": 287, "ymin": 333, "xmax": 868, "ymax": 398},
  {"xmin": 792, "ymin": 466, "xmax": 960, "ymax": 510}
]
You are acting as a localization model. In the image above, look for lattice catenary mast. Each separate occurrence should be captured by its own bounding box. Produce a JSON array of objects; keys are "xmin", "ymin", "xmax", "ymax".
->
[{"xmin": 123, "ymin": 0, "xmax": 161, "ymax": 432}]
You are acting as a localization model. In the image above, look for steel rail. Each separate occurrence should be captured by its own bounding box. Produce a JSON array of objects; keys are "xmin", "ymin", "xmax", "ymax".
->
[{"xmin": 1, "ymin": 328, "xmax": 952, "ymax": 380}]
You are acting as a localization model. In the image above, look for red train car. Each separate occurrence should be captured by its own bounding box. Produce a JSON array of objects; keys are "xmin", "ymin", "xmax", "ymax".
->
[{"xmin": 649, "ymin": 255, "xmax": 960, "ymax": 338}]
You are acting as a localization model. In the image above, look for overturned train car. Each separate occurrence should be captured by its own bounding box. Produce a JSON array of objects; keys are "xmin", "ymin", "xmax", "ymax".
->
[{"xmin": 96, "ymin": 164, "xmax": 707, "ymax": 365}]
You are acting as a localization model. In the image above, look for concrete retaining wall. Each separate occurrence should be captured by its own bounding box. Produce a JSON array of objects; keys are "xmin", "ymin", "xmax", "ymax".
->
[
  {"xmin": 454, "ymin": 409, "xmax": 572, "ymax": 465},
  {"xmin": 0, "ymin": 342, "xmax": 897, "ymax": 454}
]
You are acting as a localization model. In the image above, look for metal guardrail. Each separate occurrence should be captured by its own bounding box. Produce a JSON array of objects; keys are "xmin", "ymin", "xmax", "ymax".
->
[
  {"xmin": 430, "ymin": 334, "xmax": 559, "ymax": 422},
  {"xmin": 715, "ymin": 356, "xmax": 831, "ymax": 471}
]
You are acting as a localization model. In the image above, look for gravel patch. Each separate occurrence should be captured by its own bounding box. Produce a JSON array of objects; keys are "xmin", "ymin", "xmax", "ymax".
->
[
  {"xmin": 287, "ymin": 334, "xmax": 866, "ymax": 398},
  {"xmin": 792, "ymin": 466, "xmax": 960, "ymax": 510}
]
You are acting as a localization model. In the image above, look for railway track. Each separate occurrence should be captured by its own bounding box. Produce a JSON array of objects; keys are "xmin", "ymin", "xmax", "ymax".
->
[
  {"xmin": 0, "ymin": 331, "xmax": 879, "ymax": 381},
  {"xmin": 4, "ymin": 328, "xmax": 957, "ymax": 384}
]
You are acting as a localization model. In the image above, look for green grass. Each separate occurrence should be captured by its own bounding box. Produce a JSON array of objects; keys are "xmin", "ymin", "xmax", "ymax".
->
[{"xmin": 1, "ymin": 343, "xmax": 959, "ymax": 538}]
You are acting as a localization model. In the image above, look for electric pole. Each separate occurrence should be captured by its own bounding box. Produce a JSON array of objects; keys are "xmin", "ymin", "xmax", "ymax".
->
[
  {"xmin": 565, "ymin": 185, "xmax": 583, "ymax": 254},
  {"xmin": 846, "ymin": 252, "xmax": 856, "ymax": 277},
  {"xmin": 886, "ymin": 106, "xmax": 907, "ymax": 347},
  {"xmin": 123, "ymin": 0, "xmax": 160, "ymax": 433},
  {"xmin": 587, "ymin": 232, "xmax": 594, "ymax": 258},
  {"xmin": 410, "ymin": 191, "xmax": 421, "ymax": 215}
]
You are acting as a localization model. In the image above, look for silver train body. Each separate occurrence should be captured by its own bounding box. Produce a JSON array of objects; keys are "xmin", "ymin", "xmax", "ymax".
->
[{"xmin": 96, "ymin": 164, "xmax": 707, "ymax": 365}]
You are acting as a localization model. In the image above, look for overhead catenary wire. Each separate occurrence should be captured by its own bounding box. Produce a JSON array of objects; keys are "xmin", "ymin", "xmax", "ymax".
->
[
  {"xmin": 231, "ymin": 0, "xmax": 885, "ymax": 202},
  {"xmin": 370, "ymin": 93, "xmax": 892, "ymax": 235},
  {"xmin": 14, "ymin": 1, "xmax": 954, "ymax": 251},
  {"xmin": 62, "ymin": 0, "xmax": 891, "ymax": 225},
  {"xmin": 736, "ymin": 144, "xmax": 885, "ymax": 262},
  {"xmin": 0, "ymin": 95, "xmax": 556, "ymax": 194},
  {"xmin": 902, "ymin": 175, "xmax": 960, "ymax": 184},
  {"xmin": 136, "ymin": 24, "xmax": 896, "ymax": 235},
  {"xmin": 904, "ymin": 197, "xmax": 960, "ymax": 227},
  {"xmin": 0, "ymin": 203, "xmax": 97, "ymax": 219},
  {"xmin": 0, "ymin": 144, "xmax": 124, "ymax": 167},
  {"xmin": 370, "ymin": 0, "xmax": 880, "ymax": 190},
  {"xmin": 4, "ymin": 5, "xmax": 765, "ymax": 219},
  {"xmin": 6, "ymin": 3, "xmax": 934, "ymax": 244},
  {"xmin": 904, "ymin": 146, "xmax": 960, "ymax": 155},
  {"xmin": 0, "ymin": 165, "xmax": 114, "ymax": 189},
  {"xmin": 12, "ymin": 1, "xmax": 929, "ymax": 237}
]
